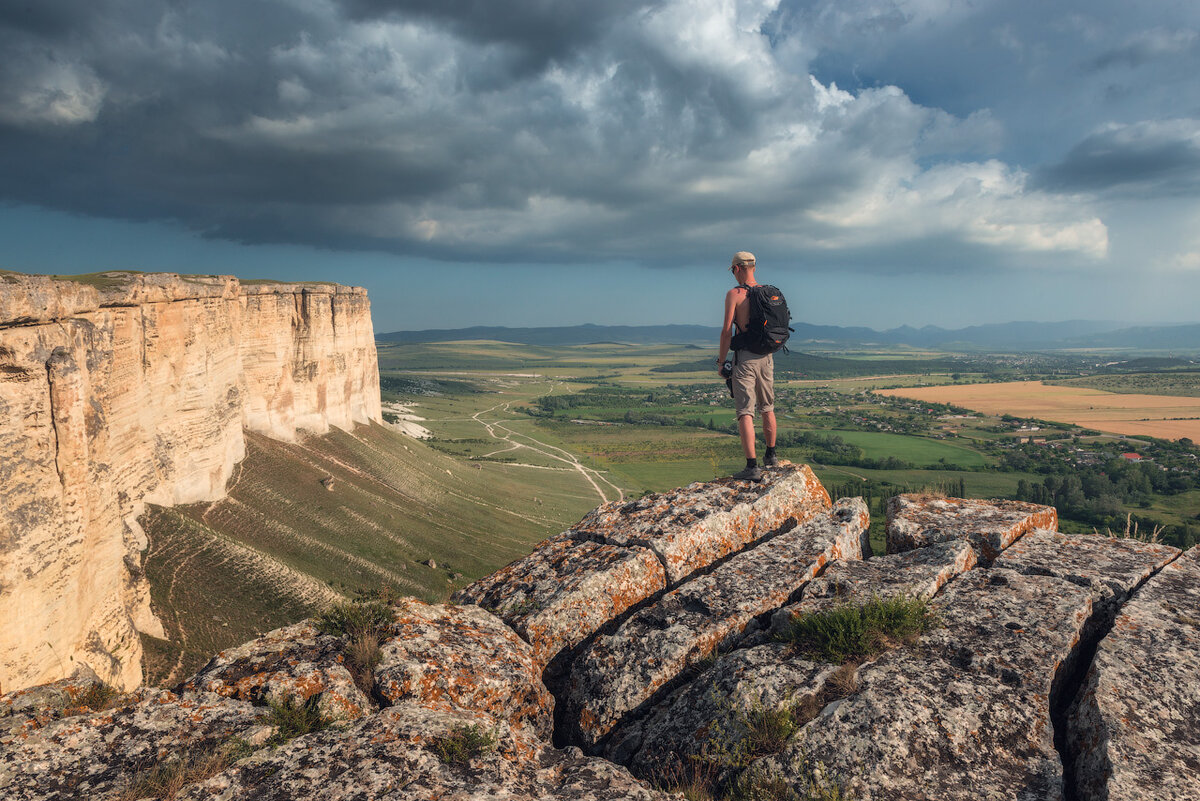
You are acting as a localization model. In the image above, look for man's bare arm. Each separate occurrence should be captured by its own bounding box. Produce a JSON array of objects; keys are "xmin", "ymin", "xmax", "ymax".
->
[{"xmin": 717, "ymin": 288, "xmax": 739, "ymax": 369}]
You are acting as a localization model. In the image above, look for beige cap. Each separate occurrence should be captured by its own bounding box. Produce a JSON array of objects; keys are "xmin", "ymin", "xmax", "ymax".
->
[{"xmin": 731, "ymin": 251, "xmax": 756, "ymax": 266}]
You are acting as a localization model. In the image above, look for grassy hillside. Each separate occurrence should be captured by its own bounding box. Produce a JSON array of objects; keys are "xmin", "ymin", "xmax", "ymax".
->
[{"xmin": 140, "ymin": 423, "xmax": 602, "ymax": 686}]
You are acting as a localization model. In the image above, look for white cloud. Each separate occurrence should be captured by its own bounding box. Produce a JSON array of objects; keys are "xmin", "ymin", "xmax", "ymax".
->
[{"xmin": 1, "ymin": 0, "xmax": 1186, "ymax": 273}]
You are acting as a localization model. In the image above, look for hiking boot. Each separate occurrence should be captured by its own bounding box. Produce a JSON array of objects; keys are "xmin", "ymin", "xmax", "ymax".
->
[
  {"xmin": 763, "ymin": 452, "xmax": 779, "ymax": 467},
  {"xmin": 733, "ymin": 465, "xmax": 763, "ymax": 482}
]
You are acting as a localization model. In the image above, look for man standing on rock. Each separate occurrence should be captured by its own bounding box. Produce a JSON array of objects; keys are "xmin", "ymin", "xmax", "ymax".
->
[{"xmin": 716, "ymin": 251, "xmax": 778, "ymax": 482}]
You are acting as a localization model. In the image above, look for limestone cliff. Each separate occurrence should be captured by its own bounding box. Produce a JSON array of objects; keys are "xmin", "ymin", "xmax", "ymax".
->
[
  {"xmin": 2, "ymin": 470, "xmax": 1196, "ymax": 800},
  {"xmin": 0, "ymin": 272, "xmax": 381, "ymax": 694}
]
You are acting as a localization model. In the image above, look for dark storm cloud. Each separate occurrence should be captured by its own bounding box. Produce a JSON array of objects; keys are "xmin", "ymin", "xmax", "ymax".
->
[
  {"xmin": 1034, "ymin": 120, "xmax": 1200, "ymax": 195},
  {"xmin": 339, "ymin": 0, "xmax": 666, "ymax": 72},
  {"xmin": 4, "ymin": 0, "xmax": 1198, "ymax": 271}
]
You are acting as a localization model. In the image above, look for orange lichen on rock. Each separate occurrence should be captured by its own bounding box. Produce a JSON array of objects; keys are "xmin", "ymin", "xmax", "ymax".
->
[{"xmin": 374, "ymin": 600, "xmax": 555, "ymax": 739}]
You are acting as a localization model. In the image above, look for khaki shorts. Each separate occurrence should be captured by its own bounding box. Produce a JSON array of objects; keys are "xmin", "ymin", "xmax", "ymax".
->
[{"xmin": 732, "ymin": 350, "xmax": 774, "ymax": 418}]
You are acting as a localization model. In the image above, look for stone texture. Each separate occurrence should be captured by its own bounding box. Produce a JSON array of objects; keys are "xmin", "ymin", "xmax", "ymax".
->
[
  {"xmin": 993, "ymin": 528, "xmax": 1180, "ymax": 613},
  {"xmin": 570, "ymin": 464, "xmax": 831, "ymax": 584},
  {"xmin": 453, "ymin": 535, "xmax": 666, "ymax": 670},
  {"xmin": 886, "ymin": 494, "xmax": 1057, "ymax": 561},
  {"xmin": 1067, "ymin": 545, "xmax": 1200, "ymax": 801},
  {"xmin": 173, "ymin": 702, "xmax": 671, "ymax": 801},
  {"xmin": 757, "ymin": 533, "xmax": 1182, "ymax": 801},
  {"xmin": 562, "ymin": 498, "xmax": 867, "ymax": 749},
  {"xmin": 0, "ymin": 687, "xmax": 269, "ymax": 801},
  {"xmin": 375, "ymin": 599, "xmax": 555, "ymax": 739},
  {"xmin": 182, "ymin": 620, "xmax": 373, "ymax": 722},
  {"xmin": 0, "ymin": 271, "xmax": 381, "ymax": 693},
  {"xmin": 0, "ymin": 665, "xmax": 102, "ymax": 737},
  {"xmin": 764, "ymin": 537, "xmax": 978, "ymax": 638},
  {"xmin": 609, "ymin": 643, "xmax": 839, "ymax": 781},
  {"xmin": 759, "ymin": 569, "xmax": 1091, "ymax": 800}
]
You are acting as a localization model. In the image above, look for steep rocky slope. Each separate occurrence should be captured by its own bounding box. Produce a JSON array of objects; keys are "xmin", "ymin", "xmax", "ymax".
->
[
  {"xmin": 2, "ymin": 467, "xmax": 1195, "ymax": 800},
  {"xmin": 0, "ymin": 272, "xmax": 381, "ymax": 694}
]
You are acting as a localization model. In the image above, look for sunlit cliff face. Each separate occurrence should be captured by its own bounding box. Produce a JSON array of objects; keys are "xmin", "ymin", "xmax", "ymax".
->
[{"xmin": 0, "ymin": 272, "xmax": 381, "ymax": 693}]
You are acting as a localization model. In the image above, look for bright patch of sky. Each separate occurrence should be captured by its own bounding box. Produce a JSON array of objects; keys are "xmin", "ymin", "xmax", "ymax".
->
[{"xmin": 1, "ymin": 0, "xmax": 1198, "ymax": 332}]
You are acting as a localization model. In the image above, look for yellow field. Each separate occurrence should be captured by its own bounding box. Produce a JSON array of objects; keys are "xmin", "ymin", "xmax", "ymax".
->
[{"xmin": 878, "ymin": 381, "xmax": 1200, "ymax": 442}]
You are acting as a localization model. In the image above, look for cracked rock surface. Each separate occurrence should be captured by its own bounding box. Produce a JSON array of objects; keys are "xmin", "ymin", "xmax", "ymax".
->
[
  {"xmin": 887, "ymin": 494, "xmax": 1058, "ymax": 560},
  {"xmin": 374, "ymin": 599, "xmax": 555, "ymax": 739},
  {"xmin": 4, "ymin": 476, "xmax": 1198, "ymax": 801},
  {"xmin": 0, "ymin": 688, "xmax": 271, "ymax": 801},
  {"xmin": 1067, "ymin": 545, "xmax": 1200, "ymax": 800},
  {"xmin": 561, "ymin": 497, "xmax": 867, "ymax": 748}
]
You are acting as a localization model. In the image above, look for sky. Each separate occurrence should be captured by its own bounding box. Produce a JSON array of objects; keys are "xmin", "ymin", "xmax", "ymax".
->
[{"xmin": 2, "ymin": 0, "xmax": 1199, "ymax": 334}]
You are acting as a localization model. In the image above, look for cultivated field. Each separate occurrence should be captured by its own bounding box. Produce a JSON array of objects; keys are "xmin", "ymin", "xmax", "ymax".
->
[
  {"xmin": 878, "ymin": 381, "xmax": 1200, "ymax": 442},
  {"xmin": 143, "ymin": 342, "xmax": 1200, "ymax": 684}
]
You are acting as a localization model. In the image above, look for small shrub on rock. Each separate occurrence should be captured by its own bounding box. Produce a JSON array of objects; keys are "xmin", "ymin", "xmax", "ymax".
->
[
  {"xmin": 431, "ymin": 724, "xmax": 497, "ymax": 766},
  {"xmin": 316, "ymin": 599, "xmax": 394, "ymax": 639},
  {"xmin": 266, "ymin": 694, "xmax": 331, "ymax": 745},
  {"xmin": 116, "ymin": 738, "xmax": 254, "ymax": 800},
  {"xmin": 317, "ymin": 597, "xmax": 394, "ymax": 695},
  {"xmin": 780, "ymin": 595, "xmax": 935, "ymax": 664},
  {"xmin": 65, "ymin": 681, "xmax": 119, "ymax": 713}
]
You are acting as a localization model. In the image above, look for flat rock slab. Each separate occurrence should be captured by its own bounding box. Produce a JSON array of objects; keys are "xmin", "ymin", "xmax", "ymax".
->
[
  {"xmin": 563, "ymin": 498, "xmax": 867, "ymax": 749},
  {"xmin": 765, "ymin": 538, "xmax": 978, "ymax": 638},
  {"xmin": 1067, "ymin": 546, "xmax": 1200, "ymax": 800},
  {"xmin": 453, "ymin": 535, "xmax": 666, "ymax": 670},
  {"xmin": 887, "ymin": 495, "xmax": 1057, "ymax": 561},
  {"xmin": 993, "ymin": 529, "xmax": 1180, "ymax": 612},
  {"xmin": 608, "ymin": 642, "xmax": 839, "ymax": 781},
  {"xmin": 0, "ymin": 688, "xmax": 270, "ymax": 801},
  {"xmin": 182, "ymin": 620, "xmax": 372, "ymax": 722},
  {"xmin": 174, "ymin": 702, "xmax": 672, "ymax": 801},
  {"xmin": 570, "ymin": 464, "xmax": 831, "ymax": 584},
  {"xmin": 375, "ymin": 600, "xmax": 554, "ymax": 739},
  {"xmin": 759, "ymin": 568, "xmax": 1095, "ymax": 800}
]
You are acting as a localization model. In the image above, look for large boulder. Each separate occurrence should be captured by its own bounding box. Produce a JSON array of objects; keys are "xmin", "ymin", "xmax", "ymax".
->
[
  {"xmin": 452, "ymin": 535, "xmax": 666, "ymax": 670},
  {"xmin": 568, "ymin": 464, "xmax": 831, "ymax": 585},
  {"xmin": 182, "ymin": 620, "xmax": 373, "ymax": 722},
  {"xmin": 455, "ymin": 463, "xmax": 831, "ymax": 671},
  {"xmin": 374, "ymin": 599, "xmax": 555, "ymax": 739}
]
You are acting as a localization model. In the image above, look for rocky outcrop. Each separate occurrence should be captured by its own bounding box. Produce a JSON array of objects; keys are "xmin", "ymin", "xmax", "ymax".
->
[
  {"xmin": 887, "ymin": 494, "xmax": 1058, "ymax": 561},
  {"xmin": 1066, "ymin": 545, "xmax": 1200, "ymax": 800},
  {"xmin": 0, "ymin": 272, "xmax": 381, "ymax": 694},
  {"xmin": 3, "ymin": 471, "xmax": 1198, "ymax": 800},
  {"xmin": 561, "ymin": 496, "xmax": 866, "ymax": 749},
  {"xmin": 454, "ymin": 465, "xmax": 831, "ymax": 670}
]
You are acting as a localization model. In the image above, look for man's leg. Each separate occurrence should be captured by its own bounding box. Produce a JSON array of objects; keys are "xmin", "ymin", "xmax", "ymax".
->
[
  {"xmin": 738, "ymin": 413, "xmax": 757, "ymax": 459},
  {"xmin": 762, "ymin": 410, "xmax": 776, "ymax": 449}
]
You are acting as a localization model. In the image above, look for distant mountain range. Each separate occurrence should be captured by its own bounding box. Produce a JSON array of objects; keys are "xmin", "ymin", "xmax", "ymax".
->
[{"xmin": 379, "ymin": 321, "xmax": 1200, "ymax": 351}]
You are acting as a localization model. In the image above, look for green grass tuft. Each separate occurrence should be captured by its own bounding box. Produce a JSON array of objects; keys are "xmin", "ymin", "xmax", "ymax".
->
[
  {"xmin": 779, "ymin": 595, "xmax": 935, "ymax": 664},
  {"xmin": 316, "ymin": 599, "xmax": 394, "ymax": 639},
  {"xmin": 116, "ymin": 738, "xmax": 254, "ymax": 800},
  {"xmin": 66, "ymin": 681, "xmax": 120, "ymax": 712},
  {"xmin": 430, "ymin": 724, "xmax": 497, "ymax": 766},
  {"xmin": 266, "ymin": 695, "xmax": 331, "ymax": 744}
]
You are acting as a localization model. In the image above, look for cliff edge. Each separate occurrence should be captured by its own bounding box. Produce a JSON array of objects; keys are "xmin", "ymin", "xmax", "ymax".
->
[
  {"xmin": 0, "ymin": 271, "xmax": 382, "ymax": 693},
  {"xmin": 2, "ymin": 471, "xmax": 1195, "ymax": 800}
]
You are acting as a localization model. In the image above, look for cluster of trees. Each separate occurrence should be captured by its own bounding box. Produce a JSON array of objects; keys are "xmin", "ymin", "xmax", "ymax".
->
[{"xmin": 1013, "ymin": 465, "xmax": 1199, "ymax": 548}]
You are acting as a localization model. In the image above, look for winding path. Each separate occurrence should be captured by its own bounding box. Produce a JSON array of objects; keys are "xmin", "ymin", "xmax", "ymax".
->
[{"xmin": 469, "ymin": 398, "xmax": 625, "ymax": 504}]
